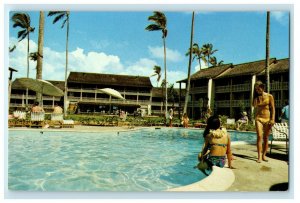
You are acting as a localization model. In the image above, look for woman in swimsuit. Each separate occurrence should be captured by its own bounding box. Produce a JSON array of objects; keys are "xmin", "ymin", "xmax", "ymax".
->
[
  {"xmin": 199, "ymin": 115, "xmax": 233, "ymax": 169},
  {"xmin": 252, "ymin": 81, "xmax": 275, "ymax": 163}
]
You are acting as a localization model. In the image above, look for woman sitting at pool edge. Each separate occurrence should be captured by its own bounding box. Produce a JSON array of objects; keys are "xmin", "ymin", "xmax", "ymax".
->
[{"xmin": 199, "ymin": 115, "xmax": 233, "ymax": 169}]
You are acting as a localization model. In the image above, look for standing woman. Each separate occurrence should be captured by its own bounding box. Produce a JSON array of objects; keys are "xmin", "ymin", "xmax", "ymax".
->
[{"xmin": 252, "ymin": 81, "xmax": 275, "ymax": 163}]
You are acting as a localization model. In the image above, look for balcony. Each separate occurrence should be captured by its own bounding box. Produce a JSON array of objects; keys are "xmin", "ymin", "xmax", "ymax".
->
[
  {"xmin": 215, "ymin": 99, "xmax": 250, "ymax": 108},
  {"xmin": 270, "ymin": 82, "xmax": 289, "ymax": 91},
  {"xmin": 215, "ymin": 84, "xmax": 251, "ymax": 93},
  {"xmin": 190, "ymin": 86, "xmax": 208, "ymax": 94},
  {"xmin": 68, "ymin": 88, "xmax": 151, "ymax": 96},
  {"xmin": 10, "ymin": 94, "xmax": 61, "ymax": 101}
]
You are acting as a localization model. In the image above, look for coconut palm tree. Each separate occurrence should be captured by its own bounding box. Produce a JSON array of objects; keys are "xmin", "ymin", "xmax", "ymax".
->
[
  {"xmin": 150, "ymin": 65, "xmax": 161, "ymax": 87},
  {"xmin": 202, "ymin": 43, "xmax": 218, "ymax": 67},
  {"xmin": 11, "ymin": 12, "xmax": 35, "ymax": 107},
  {"xmin": 183, "ymin": 11, "xmax": 195, "ymax": 115},
  {"xmin": 48, "ymin": 11, "xmax": 70, "ymax": 116},
  {"xmin": 265, "ymin": 11, "xmax": 270, "ymax": 93},
  {"xmin": 146, "ymin": 11, "xmax": 168, "ymax": 119},
  {"xmin": 186, "ymin": 43, "xmax": 207, "ymax": 71},
  {"xmin": 209, "ymin": 56, "xmax": 224, "ymax": 67},
  {"xmin": 36, "ymin": 11, "xmax": 45, "ymax": 103},
  {"xmin": 168, "ymin": 83, "xmax": 178, "ymax": 108}
]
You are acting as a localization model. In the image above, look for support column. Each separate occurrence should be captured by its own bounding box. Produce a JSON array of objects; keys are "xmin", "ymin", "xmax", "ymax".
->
[
  {"xmin": 208, "ymin": 79, "xmax": 215, "ymax": 112},
  {"xmin": 250, "ymin": 75, "xmax": 256, "ymax": 121},
  {"xmin": 230, "ymin": 78, "xmax": 233, "ymax": 117},
  {"xmin": 179, "ymin": 82, "xmax": 182, "ymax": 119}
]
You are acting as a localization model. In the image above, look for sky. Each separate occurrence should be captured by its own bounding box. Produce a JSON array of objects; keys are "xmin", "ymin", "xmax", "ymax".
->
[{"xmin": 8, "ymin": 11, "xmax": 289, "ymax": 88}]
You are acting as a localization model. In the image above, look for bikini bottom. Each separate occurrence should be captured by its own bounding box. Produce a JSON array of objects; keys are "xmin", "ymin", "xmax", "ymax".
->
[{"xmin": 207, "ymin": 156, "xmax": 226, "ymax": 168}]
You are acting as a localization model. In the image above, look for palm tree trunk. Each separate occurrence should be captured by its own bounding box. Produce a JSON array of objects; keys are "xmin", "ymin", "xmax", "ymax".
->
[
  {"xmin": 26, "ymin": 33, "xmax": 30, "ymax": 108},
  {"xmin": 36, "ymin": 11, "xmax": 44, "ymax": 104},
  {"xmin": 64, "ymin": 14, "xmax": 69, "ymax": 116},
  {"xmin": 183, "ymin": 12, "xmax": 195, "ymax": 115},
  {"xmin": 265, "ymin": 11, "xmax": 270, "ymax": 93},
  {"xmin": 163, "ymin": 36, "xmax": 167, "ymax": 119},
  {"xmin": 198, "ymin": 58, "xmax": 201, "ymax": 71}
]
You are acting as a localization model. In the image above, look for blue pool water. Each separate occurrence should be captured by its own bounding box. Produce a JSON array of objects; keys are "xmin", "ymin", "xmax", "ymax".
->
[{"xmin": 8, "ymin": 128, "xmax": 256, "ymax": 191}]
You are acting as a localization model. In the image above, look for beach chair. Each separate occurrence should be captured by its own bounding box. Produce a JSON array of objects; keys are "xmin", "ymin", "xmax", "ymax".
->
[
  {"xmin": 13, "ymin": 111, "xmax": 27, "ymax": 127},
  {"xmin": 270, "ymin": 123, "xmax": 289, "ymax": 155},
  {"xmin": 50, "ymin": 113, "xmax": 64, "ymax": 128},
  {"xmin": 62, "ymin": 120, "xmax": 74, "ymax": 128},
  {"xmin": 30, "ymin": 112, "xmax": 45, "ymax": 128}
]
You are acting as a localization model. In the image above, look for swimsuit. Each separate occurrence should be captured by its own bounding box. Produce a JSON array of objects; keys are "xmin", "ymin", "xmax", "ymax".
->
[
  {"xmin": 206, "ymin": 143, "xmax": 227, "ymax": 168},
  {"xmin": 207, "ymin": 156, "xmax": 226, "ymax": 168}
]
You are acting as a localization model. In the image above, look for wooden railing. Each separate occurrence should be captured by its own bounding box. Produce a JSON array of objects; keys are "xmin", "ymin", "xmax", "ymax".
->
[
  {"xmin": 215, "ymin": 84, "xmax": 251, "ymax": 93},
  {"xmin": 190, "ymin": 86, "xmax": 208, "ymax": 94},
  {"xmin": 68, "ymin": 88, "xmax": 151, "ymax": 96}
]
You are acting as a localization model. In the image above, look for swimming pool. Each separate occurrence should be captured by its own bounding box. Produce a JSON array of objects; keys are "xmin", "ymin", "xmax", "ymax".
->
[{"xmin": 8, "ymin": 128, "xmax": 256, "ymax": 191}]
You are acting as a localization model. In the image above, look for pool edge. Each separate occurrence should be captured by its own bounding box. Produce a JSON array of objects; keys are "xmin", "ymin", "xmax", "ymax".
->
[{"xmin": 166, "ymin": 166, "xmax": 235, "ymax": 192}]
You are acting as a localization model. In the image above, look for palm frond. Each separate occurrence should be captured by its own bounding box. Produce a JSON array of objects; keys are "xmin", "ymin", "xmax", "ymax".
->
[
  {"xmin": 61, "ymin": 18, "xmax": 68, "ymax": 28},
  {"xmin": 145, "ymin": 24, "xmax": 162, "ymax": 31},
  {"xmin": 53, "ymin": 13, "xmax": 66, "ymax": 24},
  {"xmin": 17, "ymin": 29, "xmax": 26, "ymax": 39}
]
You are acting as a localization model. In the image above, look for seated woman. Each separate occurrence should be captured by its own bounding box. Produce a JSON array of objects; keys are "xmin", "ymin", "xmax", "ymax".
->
[
  {"xmin": 236, "ymin": 111, "xmax": 248, "ymax": 130},
  {"xmin": 181, "ymin": 113, "xmax": 189, "ymax": 128},
  {"xmin": 199, "ymin": 115, "xmax": 233, "ymax": 169}
]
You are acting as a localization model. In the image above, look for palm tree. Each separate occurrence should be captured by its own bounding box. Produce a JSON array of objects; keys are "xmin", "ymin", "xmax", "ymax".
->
[
  {"xmin": 265, "ymin": 11, "xmax": 270, "ymax": 93},
  {"xmin": 186, "ymin": 43, "xmax": 206, "ymax": 71},
  {"xmin": 150, "ymin": 65, "xmax": 161, "ymax": 87},
  {"xmin": 48, "ymin": 11, "xmax": 70, "ymax": 116},
  {"xmin": 168, "ymin": 83, "xmax": 178, "ymax": 108},
  {"xmin": 202, "ymin": 43, "xmax": 218, "ymax": 67},
  {"xmin": 11, "ymin": 12, "xmax": 35, "ymax": 108},
  {"xmin": 183, "ymin": 11, "xmax": 195, "ymax": 115},
  {"xmin": 209, "ymin": 56, "xmax": 224, "ymax": 67},
  {"xmin": 146, "ymin": 11, "xmax": 168, "ymax": 119},
  {"xmin": 36, "ymin": 11, "xmax": 45, "ymax": 103}
]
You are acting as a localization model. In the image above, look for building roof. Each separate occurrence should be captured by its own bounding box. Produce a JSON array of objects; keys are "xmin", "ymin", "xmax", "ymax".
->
[
  {"xmin": 216, "ymin": 58, "xmax": 277, "ymax": 79},
  {"xmin": 258, "ymin": 58, "xmax": 289, "ymax": 75},
  {"xmin": 12, "ymin": 79, "xmax": 65, "ymax": 91},
  {"xmin": 68, "ymin": 72, "xmax": 153, "ymax": 88},
  {"xmin": 177, "ymin": 64, "xmax": 233, "ymax": 83}
]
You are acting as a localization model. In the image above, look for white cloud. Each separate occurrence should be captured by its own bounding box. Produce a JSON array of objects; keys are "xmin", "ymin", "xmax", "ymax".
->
[
  {"xmin": 9, "ymin": 37, "xmax": 186, "ymax": 88},
  {"xmin": 193, "ymin": 60, "xmax": 208, "ymax": 72},
  {"xmin": 271, "ymin": 11, "xmax": 289, "ymax": 25},
  {"xmin": 148, "ymin": 46, "xmax": 184, "ymax": 62}
]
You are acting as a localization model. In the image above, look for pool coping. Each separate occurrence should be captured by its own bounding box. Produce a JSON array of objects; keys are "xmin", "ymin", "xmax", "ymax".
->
[{"xmin": 166, "ymin": 166, "xmax": 235, "ymax": 192}]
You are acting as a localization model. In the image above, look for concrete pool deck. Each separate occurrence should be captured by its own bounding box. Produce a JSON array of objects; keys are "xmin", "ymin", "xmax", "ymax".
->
[{"xmin": 8, "ymin": 125, "xmax": 289, "ymax": 192}]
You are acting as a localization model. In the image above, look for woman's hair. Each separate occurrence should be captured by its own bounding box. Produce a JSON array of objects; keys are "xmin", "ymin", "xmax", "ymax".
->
[
  {"xmin": 203, "ymin": 115, "xmax": 221, "ymax": 138},
  {"xmin": 253, "ymin": 80, "xmax": 265, "ymax": 99}
]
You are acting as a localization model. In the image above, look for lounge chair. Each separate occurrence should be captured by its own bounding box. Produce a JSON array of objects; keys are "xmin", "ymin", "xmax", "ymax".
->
[
  {"xmin": 13, "ymin": 111, "xmax": 27, "ymax": 127},
  {"xmin": 30, "ymin": 112, "xmax": 45, "ymax": 128},
  {"xmin": 62, "ymin": 120, "xmax": 74, "ymax": 128},
  {"xmin": 50, "ymin": 113, "xmax": 64, "ymax": 128},
  {"xmin": 270, "ymin": 123, "xmax": 289, "ymax": 155}
]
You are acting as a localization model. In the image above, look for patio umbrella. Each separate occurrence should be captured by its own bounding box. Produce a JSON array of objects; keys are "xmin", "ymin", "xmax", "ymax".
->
[
  {"xmin": 98, "ymin": 88, "xmax": 125, "ymax": 100},
  {"xmin": 16, "ymin": 78, "xmax": 64, "ymax": 97}
]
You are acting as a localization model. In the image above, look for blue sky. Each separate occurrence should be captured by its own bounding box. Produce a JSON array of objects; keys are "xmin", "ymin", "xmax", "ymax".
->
[{"xmin": 9, "ymin": 11, "xmax": 289, "ymax": 88}]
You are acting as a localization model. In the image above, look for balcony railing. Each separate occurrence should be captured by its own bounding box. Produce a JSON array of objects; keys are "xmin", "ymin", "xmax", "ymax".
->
[
  {"xmin": 10, "ymin": 94, "xmax": 61, "ymax": 101},
  {"xmin": 215, "ymin": 84, "xmax": 251, "ymax": 93},
  {"xmin": 68, "ymin": 88, "xmax": 151, "ymax": 96},
  {"xmin": 270, "ymin": 82, "xmax": 289, "ymax": 91},
  {"xmin": 190, "ymin": 86, "xmax": 208, "ymax": 94},
  {"xmin": 215, "ymin": 99, "xmax": 250, "ymax": 108}
]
